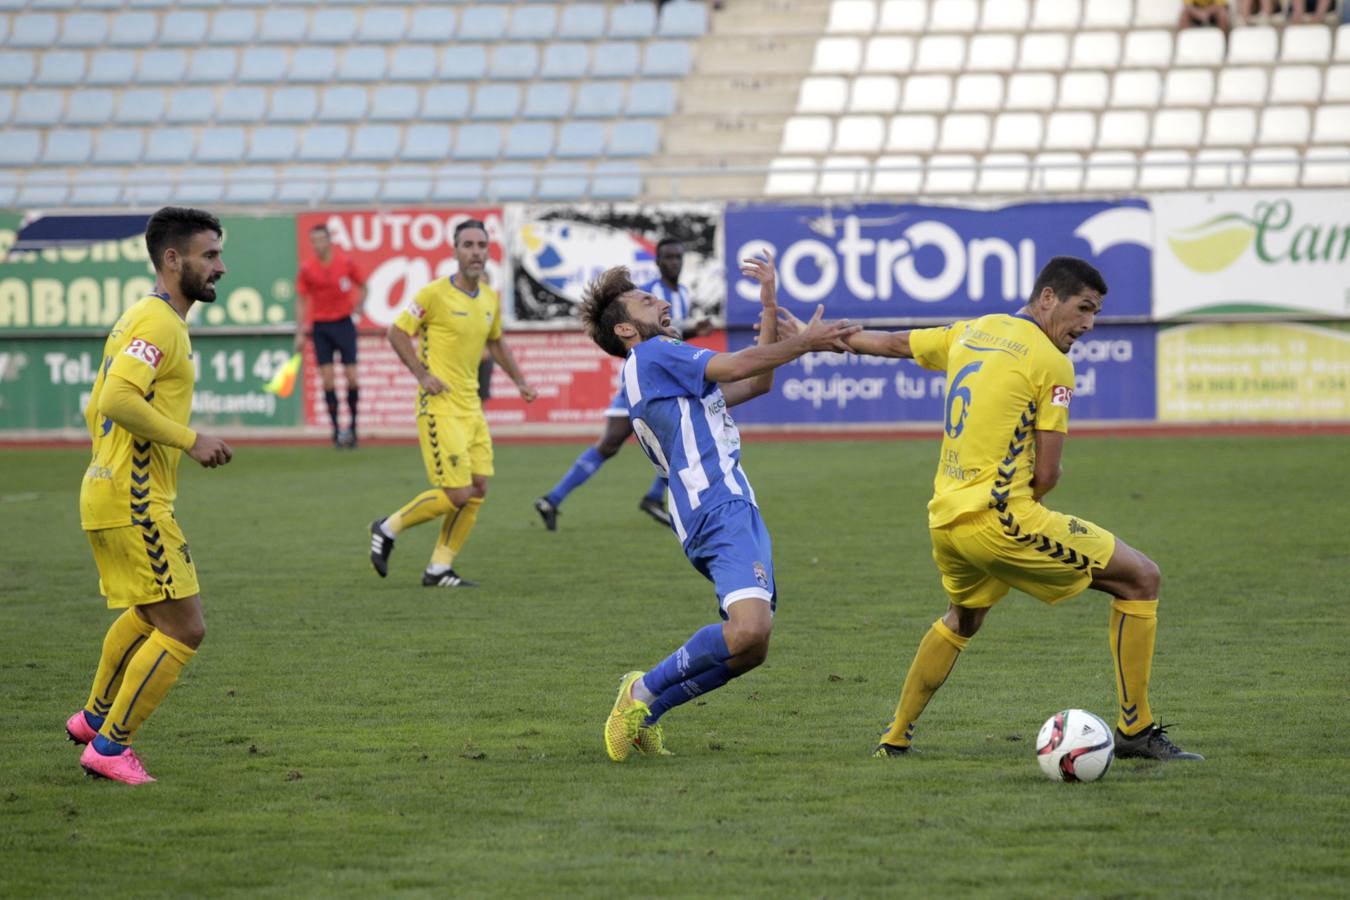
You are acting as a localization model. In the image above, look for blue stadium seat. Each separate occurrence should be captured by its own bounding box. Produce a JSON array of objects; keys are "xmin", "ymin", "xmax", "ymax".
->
[
  {"xmin": 138, "ymin": 50, "xmax": 188, "ymax": 85},
  {"xmin": 108, "ymin": 12, "xmax": 157, "ymax": 45},
  {"xmin": 309, "ymin": 8, "xmax": 357, "ymax": 43},
  {"xmin": 87, "ymin": 50, "xmax": 134, "ymax": 85},
  {"xmin": 187, "ymin": 48, "xmax": 238, "ymax": 83},
  {"xmin": 408, "ymin": 7, "xmax": 457, "ymax": 42},
  {"xmin": 574, "ymin": 82, "xmax": 624, "ymax": 118},
  {"xmin": 358, "ymin": 9, "xmax": 407, "ymax": 43},
  {"xmin": 609, "ymin": 3, "xmax": 656, "ymax": 38},
  {"xmin": 196, "ymin": 127, "xmax": 247, "ymax": 162},
  {"xmin": 209, "ymin": 11, "xmax": 257, "ymax": 45},
  {"xmin": 277, "ymin": 165, "xmax": 330, "ymax": 205},
  {"xmin": 124, "ymin": 170, "xmax": 174, "ymax": 210},
  {"xmin": 0, "ymin": 174, "xmax": 16, "ymax": 210},
  {"xmin": 559, "ymin": 4, "xmax": 606, "ymax": 39},
  {"xmin": 248, "ymin": 127, "xmax": 299, "ymax": 163},
  {"xmin": 142, "ymin": 128, "xmax": 194, "ymax": 163},
  {"xmin": 592, "ymin": 162, "xmax": 642, "ymax": 199},
  {"xmin": 440, "ymin": 45, "xmax": 488, "ymax": 80},
  {"xmin": 458, "ymin": 6, "xmax": 507, "ymax": 40},
  {"xmin": 350, "ymin": 124, "xmax": 401, "ymax": 161},
  {"xmin": 299, "ymin": 126, "xmax": 350, "ymax": 162},
  {"xmin": 433, "ymin": 165, "xmax": 486, "ymax": 202},
  {"xmin": 289, "ymin": 48, "xmax": 337, "ymax": 83},
  {"xmin": 319, "ymin": 86, "xmax": 368, "ymax": 122},
  {"xmin": 238, "ymin": 47, "xmax": 287, "ymax": 83},
  {"xmin": 61, "ymin": 13, "xmax": 110, "ymax": 46},
  {"xmin": 556, "ymin": 121, "xmax": 604, "ymax": 158},
  {"xmin": 338, "ymin": 47, "xmax": 387, "ymax": 82},
  {"xmin": 389, "ymin": 46, "xmax": 437, "ymax": 82},
  {"xmin": 523, "ymin": 83, "xmax": 572, "ymax": 119},
  {"xmin": 10, "ymin": 14, "xmax": 58, "ymax": 47},
  {"xmin": 370, "ymin": 85, "xmax": 419, "ymax": 121},
  {"xmin": 166, "ymin": 88, "xmax": 214, "ymax": 124},
  {"xmin": 537, "ymin": 172, "xmax": 589, "ymax": 200},
  {"xmin": 14, "ymin": 89, "xmax": 63, "ymax": 126},
  {"xmin": 65, "ymin": 89, "xmax": 115, "ymax": 125},
  {"xmin": 226, "ymin": 166, "xmax": 278, "ymax": 204},
  {"xmin": 0, "ymin": 51, "xmax": 35, "ymax": 87},
  {"xmin": 380, "ymin": 165, "xmax": 435, "ymax": 203},
  {"xmin": 37, "ymin": 51, "xmax": 87, "ymax": 86},
  {"xmin": 626, "ymin": 81, "xmax": 676, "ymax": 117},
  {"xmin": 70, "ymin": 170, "xmax": 122, "ymax": 207},
  {"xmin": 642, "ymin": 41, "xmax": 693, "ymax": 77},
  {"xmin": 217, "ymin": 87, "xmax": 267, "ymax": 122},
  {"xmin": 0, "ymin": 130, "xmax": 41, "ymax": 165},
  {"xmin": 174, "ymin": 168, "xmax": 226, "ymax": 205},
  {"xmin": 403, "ymin": 124, "xmax": 454, "ymax": 161},
  {"xmin": 540, "ymin": 43, "xmax": 588, "ymax": 80},
  {"xmin": 270, "ymin": 86, "xmax": 318, "ymax": 123},
  {"xmin": 422, "ymin": 84, "xmax": 471, "ymax": 120},
  {"xmin": 491, "ymin": 44, "xmax": 539, "ymax": 79},
  {"xmin": 158, "ymin": 11, "xmax": 208, "ymax": 46},
  {"xmin": 508, "ymin": 4, "xmax": 557, "ymax": 39},
  {"xmin": 610, "ymin": 121, "xmax": 661, "ymax": 157},
  {"xmin": 116, "ymin": 89, "xmax": 166, "ymax": 124},
  {"xmin": 329, "ymin": 167, "xmax": 382, "ymax": 205},
  {"xmin": 504, "ymin": 123, "xmax": 555, "ymax": 159},
  {"xmin": 93, "ymin": 128, "xmax": 144, "ymax": 164},
  {"xmin": 259, "ymin": 8, "xmax": 307, "ymax": 43},
  {"xmin": 471, "ymin": 83, "xmax": 522, "ymax": 120},
  {"xmin": 590, "ymin": 42, "xmax": 640, "ymax": 78},
  {"xmin": 659, "ymin": 2, "xmax": 709, "ymax": 37},
  {"xmin": 0, "ymin": 92, "xmax": 10, "ymax": 125},
  {"xmin": 19, "ymin": 182, "xmax": 70, "ymax": 208},
  {"xmin": 43, "ymin": 129, "xmax": 93, "ymax": 166},
  {"xmin": 454, "ymin": 124, "xmax": 502, "ymax": 160},
  {"xmin": 487, "ymin": 164, "xmax": 536, "ymax": 200}
]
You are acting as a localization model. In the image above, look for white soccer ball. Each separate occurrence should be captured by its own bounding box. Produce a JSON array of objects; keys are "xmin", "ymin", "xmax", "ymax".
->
[{"xmin": 1035, "ymin": 709, "xmax": 1115, "ymax": 783}]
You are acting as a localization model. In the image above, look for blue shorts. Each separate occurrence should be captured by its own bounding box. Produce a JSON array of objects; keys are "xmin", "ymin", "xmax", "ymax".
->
[
  {"xmin": 313, "ymin": 318, "xmax": 357, "ymax": 366},
  {"xmin": 683, "ymin": 499, "xmax": 776, "ymax": 619},
  {"xmin": 605, "ymin": 386, "xmax": 627, "ymax": 418}
]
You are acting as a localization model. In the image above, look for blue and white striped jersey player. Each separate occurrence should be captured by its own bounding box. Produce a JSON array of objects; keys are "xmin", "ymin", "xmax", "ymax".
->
[
  {"xmin": 534, "ymin": 237, "xmax": 712, "ymax": 531},
  {"xmin": 582, "ymin": 254, "xmax": 861, "ymax": 761}
]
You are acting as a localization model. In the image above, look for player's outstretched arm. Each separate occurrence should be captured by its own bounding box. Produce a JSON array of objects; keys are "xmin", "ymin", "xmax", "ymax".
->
[
  {"xmin": 845, "ymin": 329, "xmax": 915, "ymax": 359},
  {"xmin": 704, "ymin": 305, "xmax": 859, "ymax": 384},
  {"xmin": 723, "ymin": 253, "xmax": 780, "ymax": 407},
  {"xmin": 101, "ymin": 374, "xmax": 232, "ymax": 467}
]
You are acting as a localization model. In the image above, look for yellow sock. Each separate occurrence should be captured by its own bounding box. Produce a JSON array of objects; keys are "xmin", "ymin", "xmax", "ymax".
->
[
  {"xmin": 100, "ymin": 630, "xmax": 195, "ymax": 746},
  {"xmin": 387, "ymin": 489, "xmax": 454, "ymax": 536},
  {"xmin": 880, "ymin": 618, "xmax": 970, "ymax": 747},
  {"xmin": 430, "ymin": 497, "xmax": 482, "ymax": 567},
  {"xmin": 1110, "ymin": 598, "xmax": 1157, "ymax": 736},
  {"xmin": 85, "ymin": 609, "xmax": 156, "ymax": 722}
]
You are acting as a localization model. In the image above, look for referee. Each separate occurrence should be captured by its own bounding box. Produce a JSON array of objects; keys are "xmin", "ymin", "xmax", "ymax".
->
[{"xmin": 296, "ymin": 223, "xmax": 367, "ymax": 448}]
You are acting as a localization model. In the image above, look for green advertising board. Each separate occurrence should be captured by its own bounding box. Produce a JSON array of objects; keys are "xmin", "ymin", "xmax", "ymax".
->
[
  {"xmin": 0, "ymin": 334, "xmax": 302, "ymax": 431},
  {"xmin": 0, "ymin": 212, "xmax": 297, "ymax": 333}
]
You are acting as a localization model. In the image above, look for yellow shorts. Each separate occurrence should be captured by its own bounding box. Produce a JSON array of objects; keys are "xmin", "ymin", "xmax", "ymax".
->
[
  {"xmin": 418, "ymin": 411, "xmax": 493, "ymax": 488},
  {"xmin": 86, "ymin": 516, "xmax": 200, "ymax": 609},
  {"xmin": 931, "ymin": 500, "xmax": 1117, "ymax": 609}
]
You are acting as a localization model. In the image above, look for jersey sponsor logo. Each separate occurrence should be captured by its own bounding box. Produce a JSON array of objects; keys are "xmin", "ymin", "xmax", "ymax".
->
[
  {"xmin": 123, "ymin": 338, "xmax": 164, "ymax": 368},
  {"xmin": 1051, "ymin": 385, "xmax": 1073, "ymax": 407},
  {"xmin": 408, "ymin": 301, "xmax": 427, "ymax": 320}
]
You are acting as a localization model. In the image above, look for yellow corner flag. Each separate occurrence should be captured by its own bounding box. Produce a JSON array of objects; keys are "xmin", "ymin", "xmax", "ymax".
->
[{"xmin": 264, "ymin": 353, "xmax": 302, "ymax": 398}]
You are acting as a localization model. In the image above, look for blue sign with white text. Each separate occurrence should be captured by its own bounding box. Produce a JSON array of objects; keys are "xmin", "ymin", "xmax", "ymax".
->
[
  {"xmin": 729, "ymin": 324, "xmax": 1157, "ymax": 425},
  {"xmin": 724, "ymin": 200, "xmax": 1153, "ymax": 325}
]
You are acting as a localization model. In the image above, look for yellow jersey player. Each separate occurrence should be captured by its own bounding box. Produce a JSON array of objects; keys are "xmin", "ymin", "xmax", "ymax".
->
[
  {"xmin": 68, "ymin": 207, "xmax": 234, "ymax": 785},
  {"xmin": 842, "ymin": 256, "xmax": 1202, "ymax": 763},
  {"xmin": 368, "ymin": 219, "xmax": 537, "ymax": 587}
]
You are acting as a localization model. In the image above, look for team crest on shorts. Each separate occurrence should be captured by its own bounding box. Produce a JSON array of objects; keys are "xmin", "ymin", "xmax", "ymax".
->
[
  {"xmin": 1067, "ymin": 519, "xmax": 1089, "ymax": 535},
  {"xmin": 752, "ymin": 561, "xmax": 769, "ymax": 589},
  {"xmin": 177, "ymin": 542, "xmax": 192, "ymax": 564}
]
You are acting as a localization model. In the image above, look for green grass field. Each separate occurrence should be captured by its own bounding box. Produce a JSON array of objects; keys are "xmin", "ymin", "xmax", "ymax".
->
[{"xmin": 1, "ymin": 435, "xmax": 1347, "ymax": 897}]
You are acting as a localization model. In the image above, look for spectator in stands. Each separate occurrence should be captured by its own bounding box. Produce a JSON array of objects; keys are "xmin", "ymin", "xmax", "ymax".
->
[
  {"xmin": 1288, "ymin": 0, "xmax": 1334, "ymax": 22},
  {"xmin": 1179, "ymin": 0, "xmax": 1233, "ymax": 33},
  {"xmin": 296, "ymin": 224, "xmax": 366, "ymax": 448},
  {"xmin": 1240, "ymin": 0, "xmax": 1333, "ymax": 23}
]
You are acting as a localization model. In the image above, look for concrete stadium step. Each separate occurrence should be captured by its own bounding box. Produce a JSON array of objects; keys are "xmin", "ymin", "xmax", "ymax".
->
[
  {"xmin": 661, "ymin": 114, "xmax": 789, "ymax": 156},
  {"xmin": 695, "ymin": 34, "xmax": 819, "ymax": 75},
  {"xmin": 680, "ymin": 74, "xmax": 803, "ymax": 116},
  {"xmin": 712, "ymin": 0, "xmax": 831, "ymax": 36},
  {"xmin": 646, "ymin": 170, "xmax": 772, "ymax": 201}
]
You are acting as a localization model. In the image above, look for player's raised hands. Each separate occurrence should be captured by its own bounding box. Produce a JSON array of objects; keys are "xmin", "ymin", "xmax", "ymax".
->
[
  {"xmin": 794, "ymin": 305, "xmax": 861, "ymax": 353},
  {"xmin": 188, "ymin": 432, "xmax": 233, "ymax": 468},
  {"xmin": 740, "ymin": 251, "xmax": 777, "ymax": 308}
]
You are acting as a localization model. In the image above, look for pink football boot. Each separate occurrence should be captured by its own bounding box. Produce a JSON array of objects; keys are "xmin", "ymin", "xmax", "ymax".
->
[
  {"xmin": 80, "ymin": 743, "xmax": 156, "ymax": 785},
  {"xmin": 65, "ymin": 711, "xmax": 98, "ymax": 745}
]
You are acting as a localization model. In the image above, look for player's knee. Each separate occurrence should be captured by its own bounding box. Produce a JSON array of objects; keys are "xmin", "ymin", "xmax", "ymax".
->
[
  {"xmin": 595, "ymin": 437, "xmax": 623, "ymax": 458},
  {"xmin": 1135, "ymin": 555, "xmax": 1162, "ymax": 599},
  {"xmin": 170, "ymin": 619, "xmax": 205, "ymax": 649},
  {"xmin": 444, "ymin": 487, "xmax": 472, "ymax": 507},
  {"xmin": 726, "ymin": 621, "xmax": 772, "ymax": 667}
]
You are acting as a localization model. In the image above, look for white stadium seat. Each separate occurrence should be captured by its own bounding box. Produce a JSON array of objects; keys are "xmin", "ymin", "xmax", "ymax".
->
[
  {"xmin": 1097, "ymin": 110, "xmax": 1150, "ymax": 149},
  {"xmin": 1085, "ymin": 150, "xmax": 1138, "ymax": 192},
  {"xmin": 1122, "ymin": 31, "xmax": 1173, "ymax": 69},
  {"xmin": 1204, "ymin": 108, "xmax": 1257, "ymax": 147},
  {"xmin": 938, "ymin": 113, "xmax": 991, "ymax": 152},
  {"xmin": 1335, "ymin": 24, "xmax": 1350, "ymax": 62},
  {"xmin": 1302, "ymin": 146, "xmax": 1350, "ymax": 186},
  {"xmin": 1151, "ymin": 108, "xmax": 1204, "ymax": 148},
  {"xmin": 1324, "ymin": 65, "xmax": 1350, "ymax": 102},
  {"xmin": 900, "ymin": 73, "xmax": 952, "ymax": 112},
  {"xmin": 1193, "ymin": 148, "xmax": 1246, "ymax": 188},
  {"xmin": 924, "ymin": 153, "xmax": 977, "ymax": 193},
  {"xmin": 1163, "ymin": 69, "xmax": 1215, "ymax": 108},
  {"xmin": 1070, "ymin": 32, "xmax": 1121, "ymax": 70},
  {"xmin": 1018, "ymin": 33, "xmax": 1070, "ymax": 71},
  {"xmin": 1269, "ymin": 66, "xmax": 1322, "ymax": 105},
  {"xmin": 1215, "ymin": 68, "xmax": 1268, "ymax": 107},
  {"xmin": 1246, "ymin": 148, "xmax": 1300, "ymax": 187},
  {"xmin": 991, "ymin": 111, "xmax": 1045, "ymax": 150},
  {"xmin": 886, "ymin": 113, "xmax": 938, "ymax": 151},
  {"xmin": 827, "ymin": 0, "xmax": 876, "ymax": 33},
  {"xmin": 764, "ymin": 157, "xmax": 816, "ymax": 196},
  {"xmin": 928, "ymin": 0, "xmax": 978, "ymax": 33},
  {"xmin": 914, "ymin": 35, "xmax": 967, "ymax": 73},
  {"xmin": 818, "ymin": 155, "xmax": 870, "ymax": 195},
  {"xmin": 1058, "ymin": 71, "xmax": 1109, "ymax": 110},
  {"xmin": 952, "ymin": 74, "xmax": 1005, "ymax": 111},
  {"xmin": 1083, "ymin": 0, "xmax": 1132, "ymax": 30},
  {"xmin": 1110, "ymin": 69, "xmax": 1161, "ymax": 108},
  {"xmin": 965, "ymin": 34, "xmax": 1017, "ymax": 72},
  {"xmin": 978, "ymin": 152, "xmax": 1031, "ymax": 193},
  {"xmin": 813, "ymin": 37, "xmax": 862, "ymax": 74},
  {"xmin": 1281, "ymin": 25, "xmax": 1332, "ymax": 65},
  {"xmin": 872, "ymin": 153, "xmax": 924, "ymax": 193},
  {"xmin": 877, "ymin": 0, "xmax": 927, "ymax": 32},
  {"xmin": 1133, "ymin": 0, "xmax": 1176, "ymax": 27},
  {"xmin": 1005, "ymin": 72, "xmax": 1057, "ymax": 110},
  {"xmin": 850, "ymin": 75, "xmax": 900, "ymax": 113},
  {"xmin": 1031, "ymin": 0, "xmax": 1081, "ymax": 30},
  {"xmin": 1138, "ymin": 149, "xmax": 1192, "ymax": 189},
  {"xmin": 798, "ymin": 77, "xmax": 849, "ymax": 114},
  {"xmin": 1044, "ymin": 110, "xmax": 1097, "ymax": 150},
  {"xmin": 1312, "ymin": 105, "xmax": 1350, "ymax": 144},
  {"xmin": 1228, "ymin": 27, "xmax": 1278, "ymax": 66},
  {"xmin": 1034, "ymin": 151, "xmax": 1084, "ymax": 192},
  {"xmin": 1258, "ymin": 107, "xmax": 1311, "ymax": 146},
  {"xmin": 862, "ymin": 36, "xmax": 915, "ymax": 73},
  {"xmin": 781, "ymin": 115, "xmax": 833, "ymax": 153},
  {"xmin": 979, "ymin": 0, "xmax": 1029, "ymax": 31},
  {"xmin": 833, "ymin": 115, "xmax": 886, "ymax": 152},
  {"xmin": 1174, "ymin": 29, "xmax": 1225, "ymax": 68}
]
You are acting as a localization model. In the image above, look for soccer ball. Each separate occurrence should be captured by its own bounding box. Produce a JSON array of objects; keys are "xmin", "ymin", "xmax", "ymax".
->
[{"xmin": 1035, "ymin": 709, "xmax": 1114, "ymax": 783}]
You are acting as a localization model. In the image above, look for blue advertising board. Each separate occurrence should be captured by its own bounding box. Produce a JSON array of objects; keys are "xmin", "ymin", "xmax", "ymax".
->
[
  {"xmin": 724, "ymin": 200, "xmax": 1152, "ymax": 325},
  {"xmin": 728, "ymin": 324, "xmax": 1156, "ymax": 426}
]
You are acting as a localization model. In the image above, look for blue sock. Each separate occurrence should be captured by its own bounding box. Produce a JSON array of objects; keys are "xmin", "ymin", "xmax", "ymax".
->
[
  {"xmin": 643, "ymin": 475, "xmax": 666, "ymax": 503},
  {"xmin": 644, "ymin": 624, "xmax": 731, "ymax": 696},
  {"xmin": 644, "ymin": 662, "xmax": 734, "ymax": 725},
  {"xmin": 547, "ymin": 447, "xmax": 606, "ymax": 507},
  {"xmin": 91, "ymin": 734, "xmax": 128, "ymax": 757},
  {"xmin": 83, "ymin": 710, "xmax": 105, "ymax": 730}
]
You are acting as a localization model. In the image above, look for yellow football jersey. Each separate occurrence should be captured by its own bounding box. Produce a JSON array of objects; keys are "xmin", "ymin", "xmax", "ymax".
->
[
  {"xmin": 910, "ymin": 313, "xmax": 1076, "ymax": 529},
  {"xmin": 81, "ymin": 293, "xmax": 195, "ymax": 530},
  {"xmin": 393, "ymin": 277, "xmax": 502, "ymax": 416}
]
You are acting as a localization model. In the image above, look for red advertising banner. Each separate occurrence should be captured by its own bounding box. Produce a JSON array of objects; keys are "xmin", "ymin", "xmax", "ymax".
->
[{"xmin": 302, "ymin": 329, "xmax": 727, "ymax": 435}]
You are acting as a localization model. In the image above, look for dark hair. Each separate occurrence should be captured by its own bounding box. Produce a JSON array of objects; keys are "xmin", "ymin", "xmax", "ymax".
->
[
  {"xmin": 144, "ymin": 206, "xmax": 222, "ymax": 272},
  {"xmin": 656, "ymin": 236, "xmax": 683, "ymax": 254},
  {"xmin": 454, "ymin": 218, "xmax": 488, "ymax": 245},
  {"xmin": 1030, "ymin": 256, "xmax": 1108, "ymax": 304},
  {"xmin": 310, "ymin": 223, "xmax": 329, "ymax": 234},
  {"xmin": 580, "ymin": 266, "xmax": 639, "ymax": 359}
]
